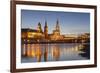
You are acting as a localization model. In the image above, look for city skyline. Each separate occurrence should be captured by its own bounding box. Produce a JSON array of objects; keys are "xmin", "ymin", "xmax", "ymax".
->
[{"xmin": 21, "ymin": 9, "xmax": 90, "ymax": 34}]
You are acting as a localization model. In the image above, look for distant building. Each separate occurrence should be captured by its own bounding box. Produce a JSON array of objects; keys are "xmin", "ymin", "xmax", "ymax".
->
[{"xmin": 63, "ymin": 34, "xmax": 78, "ymax": 40}]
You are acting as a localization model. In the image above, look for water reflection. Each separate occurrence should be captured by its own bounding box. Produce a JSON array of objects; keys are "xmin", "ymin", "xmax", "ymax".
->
[
  {"xmin": 21, "ymin": 43, "xmax": 90, "ymax": 63},
  {"xmin": 79, "ymin": 44, "xmax": 90, "ymax": 59}
]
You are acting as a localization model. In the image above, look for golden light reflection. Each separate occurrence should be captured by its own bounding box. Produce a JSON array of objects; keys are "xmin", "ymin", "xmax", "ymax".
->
[
  {"xmin": 22, "ymin": 43, "xmax": 87, "ymax": 62},
  {"xmin": 51, "ymin": 44, "xmax": 60, "ymax": 61}
]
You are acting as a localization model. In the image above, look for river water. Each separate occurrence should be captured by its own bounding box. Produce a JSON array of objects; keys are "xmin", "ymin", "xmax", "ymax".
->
[{"xmin": 21, "ymin": 43, "xmax": 90, "ymax": 63}]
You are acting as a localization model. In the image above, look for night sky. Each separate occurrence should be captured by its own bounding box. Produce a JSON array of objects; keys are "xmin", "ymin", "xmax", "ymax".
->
[{"xmin": 21, "ymin": 9, "xmax": 90, "ymax": 34}]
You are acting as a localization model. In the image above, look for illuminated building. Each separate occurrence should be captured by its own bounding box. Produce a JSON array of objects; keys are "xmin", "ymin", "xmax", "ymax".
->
[
  {"xmin": 21, "ymin": 19, "xmax": 89, "ymax": 43},
  {"xmin": 21, "ymin": 28, "xmax": 44, "ymax": 42}
]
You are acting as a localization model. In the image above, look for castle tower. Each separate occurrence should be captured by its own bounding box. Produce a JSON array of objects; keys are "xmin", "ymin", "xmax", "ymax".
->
[
  {"xmin": 37, "ymin": 22, "xmax": 43, "ymax": 33},
  {"xmin": 44, "ymin": 21, "xmax": 48, "ymax": 39}
]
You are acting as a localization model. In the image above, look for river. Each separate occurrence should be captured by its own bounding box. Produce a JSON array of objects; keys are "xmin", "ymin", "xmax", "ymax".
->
[{"xmin": 21, "ymin": 43, "xmax": 90, "ymax": 63}]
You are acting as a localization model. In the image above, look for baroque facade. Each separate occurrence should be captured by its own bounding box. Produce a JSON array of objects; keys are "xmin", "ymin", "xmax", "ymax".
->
[
  {"xmin": 21, "ymin": 22, "xmax": 44, "ymax": 42},
  {"xmin": 21, "ymin": 19, "xmax": 64, "ymax": 42}
]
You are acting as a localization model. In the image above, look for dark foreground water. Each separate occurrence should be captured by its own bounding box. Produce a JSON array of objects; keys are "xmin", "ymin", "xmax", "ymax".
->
[{"xmin": 21, "ymin": 43, "xmax": 90, "ymax": 63}]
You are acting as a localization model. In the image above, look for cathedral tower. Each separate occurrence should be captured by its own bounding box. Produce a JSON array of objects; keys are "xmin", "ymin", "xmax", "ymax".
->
[
  {"xmin": 56, "ymin": 19, "xmax": 60, "ymax": 32},
  {"xmin": 54, "ymin": 19, "xmax": 60, "ymax": 35}
]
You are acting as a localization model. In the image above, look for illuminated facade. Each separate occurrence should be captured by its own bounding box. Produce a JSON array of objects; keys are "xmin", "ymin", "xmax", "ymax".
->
[
  {"xmin": 21, "ymin": 28, "xmax": 44, "ymax": 42},
  {"xmin": 21, "ymin": 19, "xmax": 64, "ymax": 42},
  {"xmin": 21, "ymin": 19, "xmax": 89, "ymax": 42}
]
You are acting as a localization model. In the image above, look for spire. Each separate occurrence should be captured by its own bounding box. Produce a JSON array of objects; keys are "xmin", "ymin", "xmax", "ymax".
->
[
  {"xmin": 44, "ymin": 20, "xmax": 48, "ymax": 31},
  {"xmin": 38, "ymin": 22, "xmax": 41, "ymax": 26},
  {"xmin": 57, "ymin": 19, "xmax": 59, "ymax": 25},
  {"xmin": 56, "ymin": 19, "xmax": 60, "ymax": 31},
  {"xmin": 45, "ymin": 20, "xmax": 47, "ymax": 27}
]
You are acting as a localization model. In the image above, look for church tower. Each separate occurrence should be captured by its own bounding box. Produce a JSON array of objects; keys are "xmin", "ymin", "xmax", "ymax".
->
[
  {"xmin": 55, "ymin": 19, "xmax": 60, "ymax": 35},
  {"xmin": 44, "ymin": 21, "xmax": 48, "ymax": 39}
]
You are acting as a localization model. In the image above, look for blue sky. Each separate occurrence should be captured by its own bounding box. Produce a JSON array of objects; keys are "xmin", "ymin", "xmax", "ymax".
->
[{"xmin": 21, "ymin": 9, "xmax": 90, "ymax": 34}]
